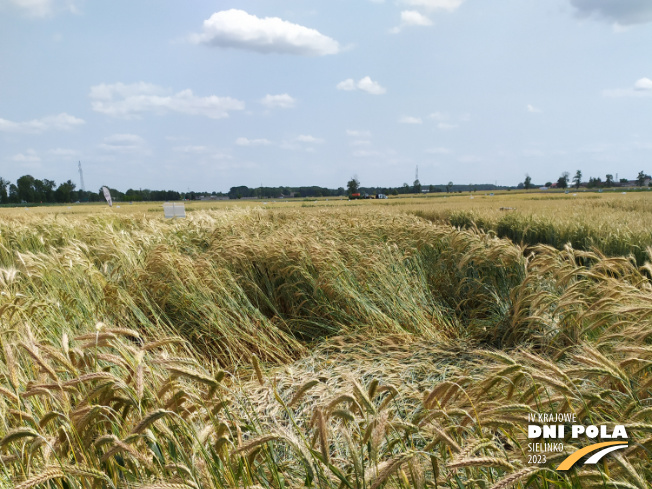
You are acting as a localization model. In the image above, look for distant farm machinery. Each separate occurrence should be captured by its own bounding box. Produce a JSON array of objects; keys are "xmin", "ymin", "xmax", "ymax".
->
[{"xmin": 349, "ymin": 192, "xmax": 387, "ymax": 200}]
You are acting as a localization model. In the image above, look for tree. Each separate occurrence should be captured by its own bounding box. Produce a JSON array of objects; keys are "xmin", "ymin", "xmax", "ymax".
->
[
  {"xmin": 413, "ymin": 178, "xmax": 421, "ymax": 194},
  {"xmin": 637, "ymin": 171, "xmax": 646, "ymax": 187},
  {"xmin": 605, "ymin": 174, "xmax": 614, "ymax": 187},
  {"xmin": 55, "ymin": 180, "xmax": 76, "ymax": 203},
  {"xmin": 8, "ymin": 184, "xmax": 18, "ymax": 203},
  {"xmin": 42, "ymin": 179, "xmax": 56, "ymax": 202},
  {"xmin": 545, "ymin": 182, "xmax": 552, "ymax": 187},
  {"xmin": 446, "ymin": 181, "xmax": 453, "ymax": 193},
  {"xmin": 557, "ymin": 172, "xmax": 569, "ymax": 189},
  {"xmin": 347, "ymin": 176, "xmax": 360, "ymax": 195},
  {"xmin": 573, "ymin": 170, "xmax": 582, "ymax": 189},
  {"xmin": 587, "ymin": 177, "xmax": 602, "ymax": 189},
  {"xmin": 524, "ymin": 174, "xmax": 532, "ymax": 190},
  {"xmin": 30, "ymin": 178, "xmax": 56, "ymax": 203},
  {"xmin": 0, "ymin": 177, "xmax": 8, "ymax": 204},
  {"xmin": 16, "ymin": 175, "xmax": 36, "ymax": 203}
]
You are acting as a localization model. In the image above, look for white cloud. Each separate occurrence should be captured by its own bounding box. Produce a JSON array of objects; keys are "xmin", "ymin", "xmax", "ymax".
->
[
  {"xmin": 336, "ymin": 79, "xmax": 357, "ymax": 91},
  {"xmin": 210, "ymin": 153, "xmax": 233, "ymax": 160},
  {"xmin": 427, "ymin": 111, "xmax": 469, "ymax": 128},
  {"xmin": 235, "ymin": 137, "xmax": 272, "ymax": 146},
  {"xmin": 12, "ymin": 149, "xmax": 41, "ymax": 163},
  {"xmin": 190, "ymin": 9, "xmax": 340, "ymax": 56},
  {"xmin": 428, "ymin": 111, "xmax": 449, "ymax": 121},
  {"xmin": 260, "ymin": 93, "xmax": 296, "ymax": 109},
  {"xmin": 398, "ymin": 115, "xmax": 423, "ymax": 124},
  {"xmin": 357, "ymin": 76, "xmax": 387, "ymax": 95},
  {"xmin": 603, "ymin": 77, "xmax": 652, "ymax": 97},
  {"xmin": 3, "ymin": 0, "xmax": 79, "ymax": 17},
  {"xmin": 49, "ymin": 148, "xmax": 78, "ymax": 157},
  {"xmin": 0, "ymin": 113, "xmax": 85, "ymax": 133},
  {"xmin": 350, "ymin": 140, "xmax": 372, "ymax": 146},
  {"xmin": 400, "ymin": 0, "xmax": 465, "ymax": 12},
  {"xmin": 173, "ymin": 145, "xmax": 209, "ymax": 154},
  {"xmin": 89, "ymin": 82, "xmax": 245, "ymax": 119},
  {"xmin": 0, "ymin": 0, "xmax": 79, "ymax": 18},
  {"xmin": 437, "ymin": 122, "xmax": 459, "ymax": 130},
  {"xmin": 338, "ymin": 76, "xmax": 386, "ymax": 95},
  {"xmin": 172, "ymin": 145, "xmax": 233, "ymax": 160},
  {"xmin": 279, "ymin": 137, "xmax": 323, "ymax": 151},
  {"xmin": 346, "ymin": 129, "xmax": 372, "ymax": 137},
  {"xmin": 401, "ymin": 10, "xmax": 433, "ymax": 25},
  {"xmin": 5, "ymin": 0, "xmax": 51, "ymax": 16},
  {"xmin": 390, "ymin": 10, "xmax": 433, "ymax": 33},
  {"xmin": 635, "ymin": 77, "xmax": 652, "ymax": 90},
  {"xmin": 296, "ymin": 134, "xmax": 324, "ymax": 144},
  {"xmin": 89, "ymin": 82, "xmax": 164, "ymax": 100},
  {"xmin": 570, "ymin": 0, "xmax": 652, "ymax": 26},
  {"xmin": 527, "ymin": 104, "xmax": 542, "ymax": 113},
  {"xmin": 99, "ymin": 134, "xmax": 147, "ymax": 153}
]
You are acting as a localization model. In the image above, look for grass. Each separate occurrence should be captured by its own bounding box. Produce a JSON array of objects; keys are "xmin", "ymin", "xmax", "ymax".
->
[{"xmin": 0, "ymin": 200, "xmax": 651, "ymax": 488}]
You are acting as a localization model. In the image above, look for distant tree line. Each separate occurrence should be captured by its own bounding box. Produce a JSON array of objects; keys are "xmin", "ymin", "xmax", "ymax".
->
[
  {"xmin": 0, "ymin": 174, "xmax": 202, "ymax": 205},
  {"xmin": 227, "ymin": 186, "xmax": 345, "ymax": 199},
  {"xmin": 0, "ymin": 178, "xmax": 509, "ymax": 205},
  {"xmin": 8, "ymin": 169, "xmax": 648, "ymax": 207},
  {"xmin": 0, "ymin": 175, "xmax": 90, "ymax": 204},
  {"xmin": 520, "ymin": 171, "xmax": 651, "ymax": 190},
  {"xmin": 229, "ymin": 182, "xmax": 507, "ymax": 199}
]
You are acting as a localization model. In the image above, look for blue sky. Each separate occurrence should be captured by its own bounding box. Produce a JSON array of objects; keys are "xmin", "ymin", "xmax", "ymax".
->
[{"xmin": 1, "ymin": 0, "xmax": 651, "ymax": 192}]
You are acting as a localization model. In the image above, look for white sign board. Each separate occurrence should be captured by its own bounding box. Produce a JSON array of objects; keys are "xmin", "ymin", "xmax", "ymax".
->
[{"xmin": 163, "ymin": 202, "xmax": 186, "ymax": 219}]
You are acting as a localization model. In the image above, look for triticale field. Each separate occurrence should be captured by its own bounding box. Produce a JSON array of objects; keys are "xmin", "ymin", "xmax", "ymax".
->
[{"xmin": 1, "ymin": 192, "xmax": 651, "ymax": 488}]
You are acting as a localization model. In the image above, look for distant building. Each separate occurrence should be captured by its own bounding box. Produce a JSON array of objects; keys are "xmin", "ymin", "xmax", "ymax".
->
[{"xmin": 625, "ymin": 178, "xmax": 652, "ymax": 187}]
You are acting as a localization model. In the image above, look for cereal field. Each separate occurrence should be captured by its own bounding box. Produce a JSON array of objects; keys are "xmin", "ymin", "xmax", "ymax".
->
[{"xmin": 0, "ymin": 192, "xmax": 651, "ymax": 488}]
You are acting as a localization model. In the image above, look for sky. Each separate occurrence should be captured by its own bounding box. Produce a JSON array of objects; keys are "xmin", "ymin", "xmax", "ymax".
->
[{"xmin": 1, "ymin": 0, "xmax": 651, "ymax": 192}]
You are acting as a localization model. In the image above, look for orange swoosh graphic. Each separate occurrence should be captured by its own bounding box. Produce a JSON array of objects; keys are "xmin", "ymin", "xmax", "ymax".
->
[{"xmin": 557, "ymin": 441, "xmax": 627, "ymax": 471}]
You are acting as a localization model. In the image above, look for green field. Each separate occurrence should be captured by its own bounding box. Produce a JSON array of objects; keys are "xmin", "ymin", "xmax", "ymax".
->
[{"xmin": 0, "ymin": 193, "xmax": 651, "ymax": 488}]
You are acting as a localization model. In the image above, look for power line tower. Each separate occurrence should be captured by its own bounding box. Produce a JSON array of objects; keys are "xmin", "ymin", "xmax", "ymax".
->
[
  {"xmin": 78, "ymin": 161, "xmax": 86, "ymax": 192},
  {"xmin": 413, "ymin": 165, "xmax": 422, "ymax": 194}
]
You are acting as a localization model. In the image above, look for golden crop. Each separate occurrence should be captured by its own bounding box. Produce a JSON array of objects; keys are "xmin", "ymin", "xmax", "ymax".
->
[{"xmin": 0, "ymin": 197, "xmax": 650, "ymax": 488}]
